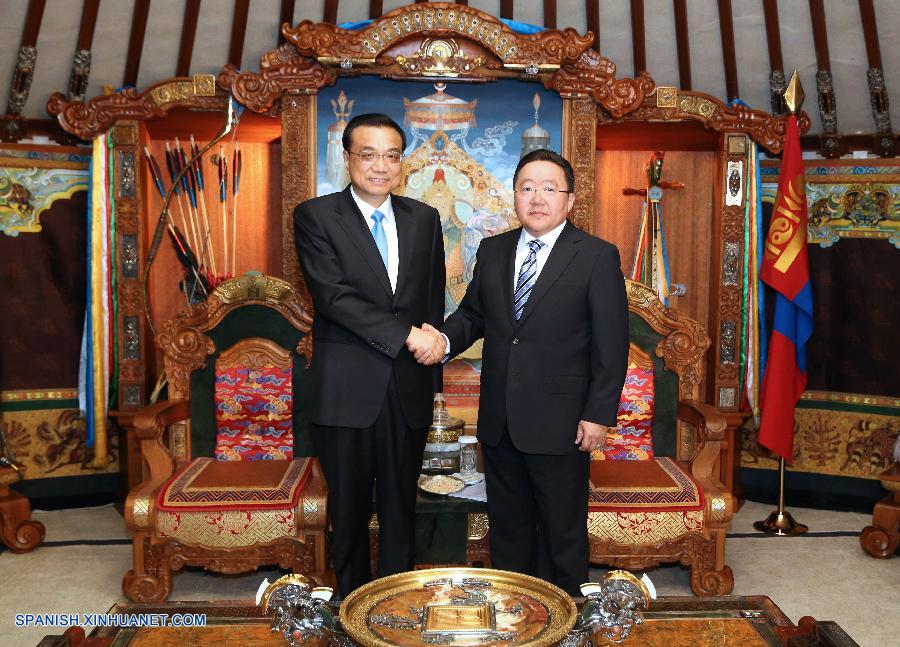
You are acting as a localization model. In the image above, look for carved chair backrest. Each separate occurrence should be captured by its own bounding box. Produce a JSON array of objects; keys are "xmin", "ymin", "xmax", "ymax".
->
[
  {"xmin": 620, "ymin": 280, "xmax": 710, "ymax": 462},
  {"xmin": 155, "ymin": 274, "xmax": 314, "ymax": 463}
]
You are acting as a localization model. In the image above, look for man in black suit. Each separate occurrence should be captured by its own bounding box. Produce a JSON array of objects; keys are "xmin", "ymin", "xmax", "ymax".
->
[
  {"xmin": 426, "ymin": 149, "xmax": 628, "ymax": 595},
  {"xmin": 293, "ymin": 113, "xmax": 446, "ymax": 597}
]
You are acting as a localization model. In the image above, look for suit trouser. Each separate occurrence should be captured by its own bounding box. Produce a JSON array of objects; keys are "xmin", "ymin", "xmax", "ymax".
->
[
  {"xmin": 482, "ymin": 427, "xmax": 590, "ymax": 596},
  {"xmin": 313, "ymin": 375, "xmax": 428, "ymax": 598}
]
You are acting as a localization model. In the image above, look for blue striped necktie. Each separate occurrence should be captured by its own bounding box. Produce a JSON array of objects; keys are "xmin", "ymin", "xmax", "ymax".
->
[
  {"xmin": 513, "ymin": 239, "xmax": 544, "ymax": 320},
  {"xmin": 371, "ymin": 210, "xmax": 388, "ymax": 269}
]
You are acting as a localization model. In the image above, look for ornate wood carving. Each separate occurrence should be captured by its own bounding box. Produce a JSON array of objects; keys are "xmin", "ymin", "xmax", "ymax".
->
[
  {"xmin": 283, "ymin": 3, "xmax": 592, "ymax": 68},
  {"xmin": 549, "ymin": 50, "xmax": 655, "ymax": 119},
  {"xmin": 625, "ymin": 280, "xmax": 708, "ymax": 401},
  {"xmin": 280, "ymin": 94, "xmax": 314, "ymax": 305},
  {"xmin": 47, "ymin": 74, "xmax": 222, "ymax": 141},
  {"xmin": 588, "ymin": 532, "xmax": 733, "ymax": 596},
  {"xmin": 218, "ymin": 44, "xmax": 337, "ymax": 115},
  {"xmin": 564, "ymin": 98, "xmax": 598, "ymax": 234},
  {"xmin": 123, "ymin": 531, "xmax": 326, "ymax": 602},
  {"xmin": 0, "ymin": 481, "xmax": 46, "ymax": 553},
  {"xmin": 112, "ymin": 122, "xmax": 147, "ymax": 412},
  {"xmin": 158, "ymin": 274, "xmax": 312, "ymax": 401},
  {"xmin": 218, "ymin": 338, "xmax": 293, "ymax": 372},
  {"xmin": 600, "ymin": 87, "xmax": 809, "ymax": 154}
]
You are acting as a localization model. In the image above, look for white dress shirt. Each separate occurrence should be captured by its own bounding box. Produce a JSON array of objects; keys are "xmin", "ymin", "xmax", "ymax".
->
[
  {"xmin": 512, "ymin": 220, "xmax": 567, "ymax": 291},
  {"xmin": 350, "ymin": 186, "xmax": 399, "ymax": 293}
]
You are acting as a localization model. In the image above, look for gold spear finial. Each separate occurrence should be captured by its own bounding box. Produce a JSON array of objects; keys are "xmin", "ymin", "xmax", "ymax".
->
[{"xmin": 784, "ymin": 69, "xmax": 805, "ymax": 114}]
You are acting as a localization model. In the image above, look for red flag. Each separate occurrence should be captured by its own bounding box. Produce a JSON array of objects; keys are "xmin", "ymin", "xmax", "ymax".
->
[{"xmin": 758, "ymin": 115, "xmax": 814, "ymax": 462}]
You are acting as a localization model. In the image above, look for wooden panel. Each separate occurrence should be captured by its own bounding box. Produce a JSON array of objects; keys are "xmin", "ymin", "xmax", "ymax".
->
[
  {"xmin": 143, "ymin": 137, "xmax": 283, "ymax": 328},
  {"xmin": 594, "ymin": 149, "xmax": 716, "ymax": 339}
]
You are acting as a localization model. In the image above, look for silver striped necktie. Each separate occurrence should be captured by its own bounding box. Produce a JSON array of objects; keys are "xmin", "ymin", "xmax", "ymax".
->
[{"xmin": 513, "ymin": 239, "xmax": 544, "ymax": 320}]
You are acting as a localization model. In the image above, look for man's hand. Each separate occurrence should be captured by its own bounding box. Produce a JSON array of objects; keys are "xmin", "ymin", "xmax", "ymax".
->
[
  {"xmin": 406, "ymin": 326, "xmax": 445, "ymax": 365},
  {"xmin": 575, "ymin": 420, "xmax": 610, "ymax": 452}
]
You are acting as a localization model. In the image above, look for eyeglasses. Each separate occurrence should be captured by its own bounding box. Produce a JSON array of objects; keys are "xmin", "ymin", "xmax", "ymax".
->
[
  {"xmin": 347, "ymin": 150, "xmax": 403, "ymax": 165},
  {"xmin": 514, "ymin": 186, "xmax": 571, "ymax": 197}
]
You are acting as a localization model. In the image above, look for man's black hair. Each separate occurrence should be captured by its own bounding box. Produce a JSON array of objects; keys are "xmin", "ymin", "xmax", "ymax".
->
[
  {"xmin": 342, "ymin": 113, "xmax": 407, "ymax": 152},
  {"xmin": 513, "ymin": 149, "xmax": 575, "ymax": 193}
]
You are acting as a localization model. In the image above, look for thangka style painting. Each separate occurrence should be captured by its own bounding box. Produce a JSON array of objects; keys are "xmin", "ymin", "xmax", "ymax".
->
[{"xmin": 317, "ymin": 77, "xmax": 563, "ymax": 365}]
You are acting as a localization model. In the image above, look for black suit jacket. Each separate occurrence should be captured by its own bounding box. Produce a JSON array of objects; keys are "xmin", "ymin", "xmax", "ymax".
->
[
  {"xmin": 293, "ymin": 187, "xmax": 445, "ymax": 429},
  {"xmin": 442, "ymin": 221, "xmax": 628, "ymax": 454}
]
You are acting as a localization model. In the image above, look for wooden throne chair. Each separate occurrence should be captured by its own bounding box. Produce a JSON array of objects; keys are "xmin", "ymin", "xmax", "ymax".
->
[
  {"xmin": 588, "ymin": 280, "xmax": 734, "ymax": 596},
  {"xmin": 122, "ymin": 273, "xmax": 329, "ymax": 602}
]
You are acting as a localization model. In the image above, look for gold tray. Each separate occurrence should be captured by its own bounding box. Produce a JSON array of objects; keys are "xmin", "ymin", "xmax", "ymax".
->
[{"xmin": 339, "ymin": 567, "xmax": 578, "ymax": 647}]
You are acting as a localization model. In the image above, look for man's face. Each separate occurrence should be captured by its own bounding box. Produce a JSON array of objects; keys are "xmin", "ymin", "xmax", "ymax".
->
[
  {"xmin": 344, "ymin": 125, "xmax": 403, "ymax": 208},
  {"xmin": 513, "ymin": 160, "xmax": 575, "ymax": 238}
]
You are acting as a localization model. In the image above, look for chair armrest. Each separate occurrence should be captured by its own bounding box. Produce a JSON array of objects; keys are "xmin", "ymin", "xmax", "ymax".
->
[
  {"xmin": 133, "ymin": 400, "xmax": 190, "ymax": 440},
  {"xmin": 678, "ymin": 399, "xmax": 729, "ymax": 484},
  {"xmin": 678, "ymin": 400, "xmax": 727, "ymax": 442},
  {"xmin": 131, "ymin": 400, "xmax": 189, "ymax": 486}
]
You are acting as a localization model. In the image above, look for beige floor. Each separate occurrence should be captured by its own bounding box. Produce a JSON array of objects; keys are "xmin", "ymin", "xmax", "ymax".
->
[{"xmin": 0, "ymin": 500, "xmax": 897, "ymax": 646}]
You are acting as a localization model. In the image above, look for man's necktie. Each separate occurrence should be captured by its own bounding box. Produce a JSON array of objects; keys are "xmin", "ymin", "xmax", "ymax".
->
[
  {"xmin": 371, "ymin": 210, "xmax": 388, "ymax": 269},
  {"xmin": 513, "ymin": 239, "xmax": 544, "ymax": 320}
]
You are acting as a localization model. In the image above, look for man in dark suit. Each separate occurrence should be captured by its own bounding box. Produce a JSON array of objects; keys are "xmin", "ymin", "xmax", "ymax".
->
[
  {"xmin": 293, "ymin": 113, "xmax": 446, "ymax": 597},
  {"xmin": 426, "ymin": 149, "xmax": 628, "ymax": 595}
]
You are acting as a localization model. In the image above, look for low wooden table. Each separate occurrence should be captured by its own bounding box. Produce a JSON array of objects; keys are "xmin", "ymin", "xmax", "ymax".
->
[{"xmin": 39, "ymin": 596, "xmax": 857, "ymax": 646}]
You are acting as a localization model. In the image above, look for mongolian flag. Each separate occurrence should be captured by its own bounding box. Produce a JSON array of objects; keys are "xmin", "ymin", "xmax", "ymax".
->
[{"xmin": 757, "ymin": 115, "xmax": 814, "ymax": 462}]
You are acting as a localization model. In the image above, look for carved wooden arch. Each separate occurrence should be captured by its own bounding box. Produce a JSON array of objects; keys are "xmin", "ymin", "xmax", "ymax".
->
[
  {"xmin": 602, "ymin": 86, "xmax": 810, "ymax": 154},
  {"xmin": 47, "ymin": 74, "xmax": 224, "ymax": 141},
  {"xmin": 284, "ymin": 3, "xmax": 594, "ymax": 68},
  {"xmin": 156, "ymin": 274, "xmax": 313, "ymax": 402}
]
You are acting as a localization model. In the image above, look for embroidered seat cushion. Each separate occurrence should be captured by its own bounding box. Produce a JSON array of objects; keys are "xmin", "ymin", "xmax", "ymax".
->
[
  {"xmin": 155, "ymin": 457, "xmax": 316, "ymax": 546},
  {"xmin": 587, "ymin": 456, "xmax": 705, "ymax": 543}
]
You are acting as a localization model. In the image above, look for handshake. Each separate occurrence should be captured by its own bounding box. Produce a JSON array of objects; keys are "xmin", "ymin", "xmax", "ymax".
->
[{"xmin": 406, "ymin": 323, "xmax": 446, "ymax": 366}]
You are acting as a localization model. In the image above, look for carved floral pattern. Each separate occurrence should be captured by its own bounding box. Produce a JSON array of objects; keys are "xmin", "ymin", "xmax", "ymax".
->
[
  {"xmin": 218, "ymin": 44, "xmax": 337, "ymax": 115},
  {"xmin": 284, "ymin": 3, "xmax": 592, "ymax": 68},
  {"xmin": 48, "ymin": 76, "xmax": 223, "ymax": 141},
  {"xmin": 549, "ymin": 50, "xmax": 655, "ymax": 119}
]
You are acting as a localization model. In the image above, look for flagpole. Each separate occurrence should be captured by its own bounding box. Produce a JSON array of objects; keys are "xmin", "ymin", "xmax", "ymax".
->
[
  {"xmin": 754, "ymin": 69, "xmax": 810, "ymax": 537},
  {"xmin": 754, "ymin": 457, "xmax": 808, "ymax": 535}
]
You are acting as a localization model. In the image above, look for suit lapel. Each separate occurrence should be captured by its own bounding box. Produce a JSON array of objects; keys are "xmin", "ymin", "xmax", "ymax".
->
[
  {"xmin": 515, "ymin": 221, "xmax": 581, "ymax": 327},
  {"xmin": 501, "ymin": 229, "xmax": 521, "ymax": 328},
  {"xmin": 393, "ymin": 197, "xmax": 416, "ymax": 305},
  {"xmin": 333, "ymin": 187, "xmax": 392, "ymax": 298}
]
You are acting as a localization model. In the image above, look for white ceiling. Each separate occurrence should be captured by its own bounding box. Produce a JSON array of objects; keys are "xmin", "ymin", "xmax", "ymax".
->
[{"xmin": 1, "ymin": 0, "xmax": 897, "ymax": 139}]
